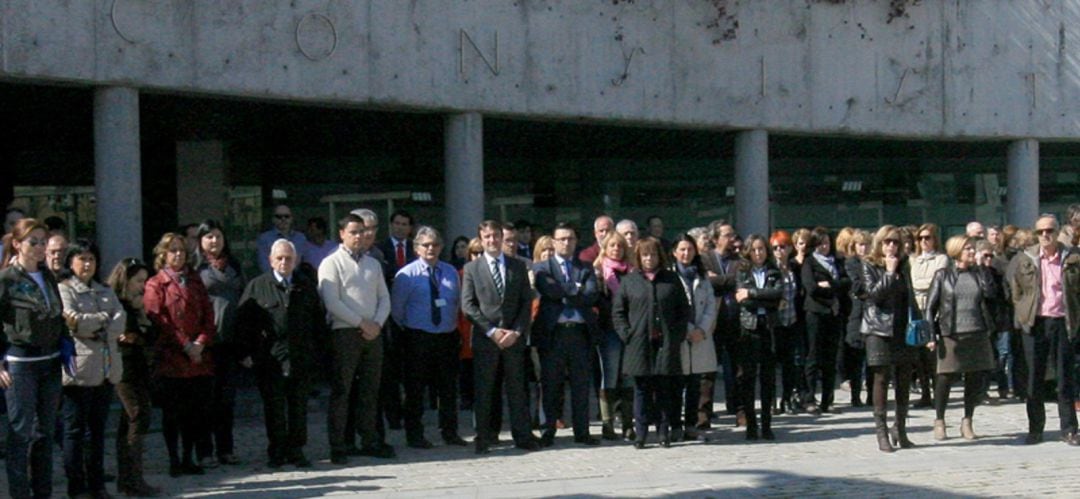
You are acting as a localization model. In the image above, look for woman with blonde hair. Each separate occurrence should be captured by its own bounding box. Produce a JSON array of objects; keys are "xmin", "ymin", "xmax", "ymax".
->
[
  {"xmin": 925, "ymin": 235, "xmax": 996, "ymax": 440},
  {"xmin": 909, "ymin": 223, "xmax": 949, "ymax": 408},
  {"xmin": 859, "ymin": 225, "xmax": 918, "ymax": 452},
  {"xmin": 842, "ymin": 230, "xmax": 873, "ymax": 407},
  {"xmin": 595, "ymin": 232, "xmax": 635, "ymax": 441}
]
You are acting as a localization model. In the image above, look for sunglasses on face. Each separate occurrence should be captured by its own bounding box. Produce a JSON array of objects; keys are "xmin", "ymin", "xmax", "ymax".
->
[
  {"xmin": 883, "ymin": 239, "xmax": 900, "ymax": 246},
  {"xmin": 25, "ymin": 238, "xmax": 46, "ymax": 247},
  {"xmin": 917, "ymin": 235, "xmax": 932, "ymax": 241},
  {"xmin": 274, "ymin": 214, "xmax": 292, "ymax": 220},
  {"xmin": 1035, "ymin": 228, "xmax": 1055, "ymax": 236},
  {"xmin": 772, "ymin": 245, "xmax": 786, "ymax": 251}
]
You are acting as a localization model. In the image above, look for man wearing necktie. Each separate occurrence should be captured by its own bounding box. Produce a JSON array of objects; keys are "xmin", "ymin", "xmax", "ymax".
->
[
  {"xmin": 461, "ymin": 220, "xmax": 540, "ymax": 454},
  {"xmin": 390, "ymin": 227, "xmax": 467, "ymax": 449},
  {"xmin": 534, "ymin": 223, "xmax": 601, "ymax": 447},
  {"xmin": 236, "ymin": 239, "xmax": 323, "ymax": 468},
  {"xmin": 375, "ymin": 210, "xmax": 415, "ymax": 433}
]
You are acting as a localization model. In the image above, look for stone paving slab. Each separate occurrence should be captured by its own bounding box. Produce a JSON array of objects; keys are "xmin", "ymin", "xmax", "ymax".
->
[{"xmin": 5, "ymin": 387, "xmax": 1078, "ymax": 497}]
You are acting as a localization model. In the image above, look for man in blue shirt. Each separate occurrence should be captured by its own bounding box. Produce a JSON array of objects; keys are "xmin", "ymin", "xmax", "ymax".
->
[
  {"xmin": 391, "ymin": 226, "xmax": 467, "ymax": 449},
  {"xmin": 256, "ymin": 204, "xmax": 308, "ymax": 274}
]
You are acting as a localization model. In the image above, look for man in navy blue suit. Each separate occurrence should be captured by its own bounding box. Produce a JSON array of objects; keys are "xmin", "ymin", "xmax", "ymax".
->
[{"xmin": 534, "ymin": 222, "xmax": 601, "ymax": 447}]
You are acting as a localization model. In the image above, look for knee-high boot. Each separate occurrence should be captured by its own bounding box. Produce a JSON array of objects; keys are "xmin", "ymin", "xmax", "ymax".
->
[
  {"xmin": 874, "ymin": 411, "xmax": 894, "ymax": 453},
  {"xmin": 890, "ymin": 405, "xmax": 916, "ymax": 449}
]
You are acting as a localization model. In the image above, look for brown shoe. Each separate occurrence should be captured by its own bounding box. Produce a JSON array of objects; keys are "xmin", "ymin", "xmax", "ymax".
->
[
  {"xmin": 933, "ymin": 419, "xmax": 947, "ymax": 441},
  {"xmin": 960, "ymin": 418, "xmax": 977, "ymax": 440}
]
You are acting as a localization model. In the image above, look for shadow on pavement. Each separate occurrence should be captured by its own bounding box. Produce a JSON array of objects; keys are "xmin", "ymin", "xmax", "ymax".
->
[{"xmin": 180, "ymin": 474, "xmax": 387, "ymax": 498}]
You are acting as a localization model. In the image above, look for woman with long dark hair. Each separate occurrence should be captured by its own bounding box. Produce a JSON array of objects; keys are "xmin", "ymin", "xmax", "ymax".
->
[
  {"xmin": 734, "ymin": 234, "xmax": 783, "ymax": 440},
  {"xmin": 800, "ymin": 227, "xmax": 850, "ymax": 415},
  {"xmin": 106, "ymin": 258, "xmax": 161, "ymax": 496},
  {"xmin": 613, "ymin": 238, "xmax": 689, "ymax": 448},
  {"xmin": 193, "ymin": 219, "xmax": 246, "ymax": 467},
  {"xmin": 671, "ymin": 234, "xmax": 717, "ymax": 442}
]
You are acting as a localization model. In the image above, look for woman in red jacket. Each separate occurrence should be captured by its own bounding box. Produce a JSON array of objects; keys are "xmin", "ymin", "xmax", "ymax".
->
[{"xmin": 143, "ymin": 232, "xmax": 216, "ymax": 477}]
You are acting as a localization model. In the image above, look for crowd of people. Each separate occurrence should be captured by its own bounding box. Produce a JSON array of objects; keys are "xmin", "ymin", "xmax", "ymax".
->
[{"xmin": 2, "ymin": 203, "xmax": 1080, "ymax": 498}]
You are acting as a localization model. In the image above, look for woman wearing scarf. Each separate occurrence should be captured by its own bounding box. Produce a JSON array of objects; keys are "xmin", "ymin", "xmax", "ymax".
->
[
  {"xmin": 671, "ymin": 234, "xmax": 717, "ymax": 442},
  {"xmin": 193, "ymin": 219, "xmax": 246, "ymax": 468},
  {"xmin": 800, "ymin": 227, "xmax": 851, "ymax": 415},
  {"xmin": 771, "ymin": 231, "xmax": 802, "ymax": 416},
  {"xmin": 144, "ymin": 232, "xmax": 216, "ymax": 476},
  {"xmin": 909, "ymin": 223, "xmax": 949, "ymax": 409},
  {"xmin": 594, "ymin": 232, "xmax": 634, "ymax": 441}
]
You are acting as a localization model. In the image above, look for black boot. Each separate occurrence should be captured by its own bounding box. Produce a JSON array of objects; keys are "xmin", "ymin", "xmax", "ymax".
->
[
  {"xmin": 890, "ymin": 407, "xmax": 916, "ymax": 449},
  {"xmin": 874, "ymin": 412, "xmax": 894, "ymax": 453}
]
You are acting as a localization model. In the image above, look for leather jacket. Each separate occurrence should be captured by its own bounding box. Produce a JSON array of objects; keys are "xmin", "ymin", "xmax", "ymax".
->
[
  {"xmin": 859, "ymin": 260, "xmax": 910, "ymax": 338},
  {"xmin": 926, "ymin": 266, "xmax": 996, "ymax": 339},
  {"xmin": 735, "ymin": 262, "xmax": 783, "ymax": 332}
]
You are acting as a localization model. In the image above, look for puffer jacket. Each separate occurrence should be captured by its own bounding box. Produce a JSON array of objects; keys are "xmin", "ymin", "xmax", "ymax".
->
[{"xmin": 58, "ymin": 278, "xmax": 125, "ymax": 386}]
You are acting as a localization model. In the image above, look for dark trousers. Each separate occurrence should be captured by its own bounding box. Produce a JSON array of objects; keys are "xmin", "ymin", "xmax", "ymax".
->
[
  {"xmin": 377, "ymin": 321, "xmax": 404, "ymax": 433},
  {"xmin": 329, "ymin": 328, "xmax": 382, "ymax": 454},
  {"xmin": 715, "ymin": 318, "xmax": 739, "ymax": 414},
  {"xmin": 160, "ymin": 376, "xmax": 212, "ymax": 466},
  {"xmin": 774, "ymin": 324, "xmax": 803, "ymax": 408},
  {"xmin": 257, "ymin": 367, "xmax": 310, "ymax": 460},
  {"xmin": 803, "ymin": 311, "xmax": 841, "ymax": 409},
  {"xmin": 401, "ymin": 329, "xmax": 460, "ymax": 440},
  {"xmin": 115, "ymin": 378, "xmax": 152, "ymax": 489},
  {"xmin": 735, "ymin": 324, "xmax": 777, "ymax": 431},
  {"xmin": 1023, "ymin": 317, "xmax": 1078, "ymax": 436},
  {"xmin": 841, "ymin": 341, "xmax": 866, "ymax": 404},
  {"xmin": 473, "ymin": 336, "xmax": 531, "ymax": 444},
  {"xmin": 5, "ymin": 358, "xmax": 61, "ymax": 499},
  {"xmin": 633, "ymin": 375, "xmax": 680, "ymax": 442},
  {"xmin": 676, "ymin": 373, "xmax": 702, "ymax": 431},
  {"xmin": 459, "ymin": 357, "xmax": 475, "ymax": 410},
  {"xmin": 201, "ymin": 344, "xmax": 238, "ymax": 460},
  {"xmin": 61, "ymin": 384, "xmax": 111, "ymax": 497},
  {"xmin": 539, "ymin": 324, "xmax": 593, "ymax": 438}
]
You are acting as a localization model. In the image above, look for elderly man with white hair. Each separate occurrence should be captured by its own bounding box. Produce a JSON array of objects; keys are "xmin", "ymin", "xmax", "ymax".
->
[
  {"xmin": 966, "ymin": 221, "xmax": 986, "ymax": 239},
  {"xmin": 236, "ymin": 238, "xmax": 324, "ymax": 468},
  {"xmin": 616, "ymin": 219, "xmax": 640, "ymax": 248}
]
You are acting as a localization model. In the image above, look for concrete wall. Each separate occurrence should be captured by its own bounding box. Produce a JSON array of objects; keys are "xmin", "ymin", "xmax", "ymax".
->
[{"xmin": 2, "ymin": 0, "xmax": 1078, "ymax": 139}]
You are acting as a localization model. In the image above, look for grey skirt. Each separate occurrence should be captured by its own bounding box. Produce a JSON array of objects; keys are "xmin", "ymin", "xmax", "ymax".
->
[{"xmin": 936, "ymin": 331, "xmax": 995, "ymax": 374}]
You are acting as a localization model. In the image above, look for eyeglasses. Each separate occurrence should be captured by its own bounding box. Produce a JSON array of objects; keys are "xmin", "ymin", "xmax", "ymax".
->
[
  {"xmin": 1035, "ymin": 228, "xmax": 1055, "ymax": 236},
  {"xmin": 883, "ymin": 239, "xmax": 900, "ymax": 246},
  {"xmin": 917, "ymin": 235, "xmax": 933, "ymax": 241},
  {"xmin": 274, "ymin": 214, "xmax": 292, "ymax": 220},
  {"xmin": 772, "ymin": 245, "xmax": 786, "ymax": 251},
  {"xmin": 25, "ymin": 238, "xmax": 46, "ymax": 247}
]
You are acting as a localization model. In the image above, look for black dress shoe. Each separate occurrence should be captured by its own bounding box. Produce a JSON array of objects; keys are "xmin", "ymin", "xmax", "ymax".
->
[
  {"xmin": 268, "ymin": 455, "xmax": 287, "ymax": 469},
  {"xmin": 683, "ymin": 430, "xmax": 699, "ymax": 442},
  {"xmin": 514, "ymin": 439, "xmax": 541, "ymax": 451},
  {"xmin": 359, "ymin": 443, "xmax": 396, "ymax": 459},
  {"xmin": 330, "ymin": 453, "xmax": 348, "ymax": 465},
  {"xmin": 540, "ymin": 431, "xmax": 556, "ymax": 448},
  {"xmin": 1062, "ymin": 433, "xmax": 1080, "ymax": 446},
  {"xmin": 574, "ymin": 436, "xmax": 601, "ymax": 446},
  {"xmin": 292, "ymin": 454, "xmax": 312, "ymax": 468},
  {"xmin": 823, "ymin": 406, "xmax": 843, "ymax": 415},
  {"xmin": 407, "ymin": 437, "xmax": 434, "ymax": 449},
  {"xmin": 762, "ymin": 428, "xmax": 776, "ymax": 441},
  {"xmin": 442, "ymin": 433, "xmax": 468, "ymax": 446},
  {"xmin": 181, "ymin": 462, "xmax": 205, "ymax": 475},
  {"xmin": 1025, "ymin": 432, "xmax": 1044, "ymax": 445},
  {"xmin": 659, "ymin": 436, "xmax": 672, "ymax": 448},
  {"xmin": 633, "ymin": 441, "xmax": 646, "ymax": 450},
  {"xmin": 602, "ymin": 423, "xmax": 618, "ymax": 441},
  {"xmin": 345, "ymin": 446, "xmax": 364, "ymax": 456},
  {"xmin": 474, "ymin": 441, "xmax": 490, "ymax": 455},
  {"xmin": 746, "ymin": 427, "xmax": 759, "ymax": 441}
]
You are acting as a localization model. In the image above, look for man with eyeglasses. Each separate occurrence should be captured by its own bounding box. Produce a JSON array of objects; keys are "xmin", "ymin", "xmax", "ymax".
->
[
  {"xmin": 1007, "ymin": 214, "xmax": 1080, "ymax": 446},
  {"xmin": 257, "ymin": 205, "xmax": 308, "ymax": 274},
  {"xmin": 701, "ymin": 220, "xmax": 743, "ymax": 424},
  {"xmin": 390, "ymin": 226, "xmax": 467, "ymax": 449}
]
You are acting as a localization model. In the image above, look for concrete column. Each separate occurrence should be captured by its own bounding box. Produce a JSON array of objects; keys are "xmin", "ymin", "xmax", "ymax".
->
[
  {"xmin": 444, "ymin": 113, "xmax": 484, "ymax": 241},
  {"xmin": 1007, "ymin": 139, "xmax": 1039, "ymax": 227},
  {"xmin": 177, "ymin": 141, "xmax": 227, "ymax": 224},
  {"xmin": 734, "ymin": 129, "xmax": 769, "ymax": 237},
  {"xmin": 94, "ymin": 87, "xmax": 142, "ymax": 272}
]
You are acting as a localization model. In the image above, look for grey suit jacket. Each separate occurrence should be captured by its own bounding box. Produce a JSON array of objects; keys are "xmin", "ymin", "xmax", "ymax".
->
[{"xmin": 461, "ymin": 253, "xmax": 533, "ymax": 341}]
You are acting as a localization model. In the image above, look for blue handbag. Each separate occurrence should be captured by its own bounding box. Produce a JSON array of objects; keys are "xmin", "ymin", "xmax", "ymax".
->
[{"xmin": 905, "ymin": 307, "xmax": 930, "ymax": 347}]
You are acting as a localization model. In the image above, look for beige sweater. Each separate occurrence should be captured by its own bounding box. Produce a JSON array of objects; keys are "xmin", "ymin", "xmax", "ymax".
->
[
  {"xmin": 317, "ymin": 246, "xmax": 390, "ymax": 330},
  {"xmin": 58, "ymin": 278, "xmax": 125, "ymax": 386}
]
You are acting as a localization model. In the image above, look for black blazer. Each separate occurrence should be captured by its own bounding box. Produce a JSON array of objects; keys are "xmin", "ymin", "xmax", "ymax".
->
[
  {"xmin": 378, "ymin": 237, "xmax": 417, "ymax": 276},
  {"xmin": 801, "ymin": 253, "xmax": 851, "ymax": 316},
  {"xmin": 461, "ymin": 254, "xmax": 533, "ymax": 345},
  {"xmin": 235, "ymin": 271, "xmax": 324, "ymax": 376},
  {"xmin": 612, "ymin": 269, "xmax": 689, "ymax": 377},
  {"xmin": 533, "ymin": 257, "xmax": 600, "ymax": 349}
]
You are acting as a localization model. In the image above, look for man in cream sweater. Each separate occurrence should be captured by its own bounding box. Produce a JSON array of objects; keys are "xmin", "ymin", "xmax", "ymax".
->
[{"xmin": 319, "ymin": 212, "xmax": 394, "ymax": 463}]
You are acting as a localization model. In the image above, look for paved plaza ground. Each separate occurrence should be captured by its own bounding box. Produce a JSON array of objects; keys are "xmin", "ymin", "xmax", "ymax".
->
[{"xmin": 7, "ymin": 384, "xmax": 1079, "ymax": 498}]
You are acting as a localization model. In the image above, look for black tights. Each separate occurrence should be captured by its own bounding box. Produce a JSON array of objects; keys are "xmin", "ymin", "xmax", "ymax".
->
[
  {"xmin": 934, "ymin": 372, "xmax": 986, "ymax": 420},
  {"xmin": 870, "ymin": 364, "xmax": 913, "ymax": 415}
]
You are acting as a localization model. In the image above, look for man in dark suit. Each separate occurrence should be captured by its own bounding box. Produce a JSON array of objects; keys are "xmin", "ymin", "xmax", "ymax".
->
[
  {"xmin": 700, "ymin": 220, "xmax": 743, "ymax": 425},
  {"xmin": 236, "ymin": 239, "xmax": 323, "ymax": 468},
  {"xmin": 534, "ymin": 222, "xmax": 601, "ymax": 447},
  {"xmin": 374, "ymin": 209, "xmax": 414, "ymax": 432},
  {"xmin": 461, "ymin": 220, "xmax": 541, "ymax": 454},
  {"xmin": 377, "ymin": 210, "xmax": 416, "ymax": 278}
]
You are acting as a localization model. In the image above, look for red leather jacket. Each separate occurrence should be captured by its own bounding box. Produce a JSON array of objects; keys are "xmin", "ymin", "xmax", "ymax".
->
[{"xmin": 144, "ymin": 268, "xmax": 215, "ymax": 378}]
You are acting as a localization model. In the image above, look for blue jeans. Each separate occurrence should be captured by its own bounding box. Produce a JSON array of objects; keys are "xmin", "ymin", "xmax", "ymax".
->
[
  {"xmin": 5, "ymin": 358, "xmax": 62, "ymax": 499},
  {"xmin": 995, "ymin": 331, "xmax": 1014, "ymax": 395},
  {"xmin": 62, "ymin": 384, "xmax": 112, "ymax": 497}
]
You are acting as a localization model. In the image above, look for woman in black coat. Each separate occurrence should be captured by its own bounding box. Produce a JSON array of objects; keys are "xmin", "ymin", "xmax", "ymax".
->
[
  {"xmin": 734, "ymin": 235, "xmax": 783, "ymax": 440},
  {"xmin": 612, "ymin": 238, "xmax": 690, "ymax": 449},
  {"xmin": 860, "ymin": 225, "xmax": 917, "ymax": 453},
  {"xmin": 800, "ymin": 227, "xmax": 851, "ymax": 415}
]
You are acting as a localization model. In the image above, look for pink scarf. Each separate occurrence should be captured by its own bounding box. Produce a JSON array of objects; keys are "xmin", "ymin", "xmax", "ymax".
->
[{"xmin": 601, "ymin": 257, "xmax": 629, "ymax": 296}]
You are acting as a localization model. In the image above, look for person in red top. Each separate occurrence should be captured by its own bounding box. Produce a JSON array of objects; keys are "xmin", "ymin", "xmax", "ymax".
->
[{"xmin": 143, "ymin": 232, "xmax": 216, "ymax": 477}]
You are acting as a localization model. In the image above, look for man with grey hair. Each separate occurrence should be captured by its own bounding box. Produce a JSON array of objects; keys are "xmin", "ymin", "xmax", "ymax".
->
[
  {"xmin": 1007, "ymin": 214, "xmax": 1080, "ymax": 446},
  {"xmin": 391, "ymin": 226, "xmax": 466, "ymax": 448},
  {"xmin": 615, "ymin": 219, "xmax": 639, "ymax": 249},
  {"xmin": 236, "ymin": 238, "xmax": 323, "ymax": 468},
  {"xmin": 577, "ymin": 215, "xmax": 614, "ymax": 264},
  {"xmin": 966, "ymin": 221, "xmax": 986, "ymax": 239}
]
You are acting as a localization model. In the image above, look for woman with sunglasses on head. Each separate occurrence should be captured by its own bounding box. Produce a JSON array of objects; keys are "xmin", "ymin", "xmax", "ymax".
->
[
  {"xmin": 859, "ymin": 225, "xmax": 918, "ymax": 452},
  {"xmin": 144, "ymin": 232, "xmax": 216, "ymax": 477},
  {"xmin": 193, "ymin": 219, "xmax": 246, "ymax": 468},
  {"xmin": 57, "ymin": 239, "xmax": 126, "ymax": 499},
  {"xmin": 106, "ymin": 258, "xmax": 161, "ymax": 497},
  {"xmin": 909, "ymin": 223, "xmax": 949, "ymax": 409},
  {"xmin": 0, "ymin": 219, "xmax": 66, "ymax": 499},
  {"xmin": 924, "ymin": 235, "xmax": 997, "ymax": 441}
]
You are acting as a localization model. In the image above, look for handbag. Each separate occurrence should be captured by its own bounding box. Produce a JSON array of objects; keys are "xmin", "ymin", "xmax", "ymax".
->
[{"xmin": 905, "ymin": 307, "xmax": 931, "ymax": 347}]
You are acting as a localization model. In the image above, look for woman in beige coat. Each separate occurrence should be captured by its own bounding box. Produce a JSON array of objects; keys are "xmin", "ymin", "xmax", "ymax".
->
[
  {"xmin": 908, "ymin": 223, "xmax": 949, "ymax": 408},
  {"xmin": 672, "ymin": 234, "xmax": 718, "ymax": 441},
  {"xmin": 57, "ymin": 239, "xmax": 125, "ymax": 499}
]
